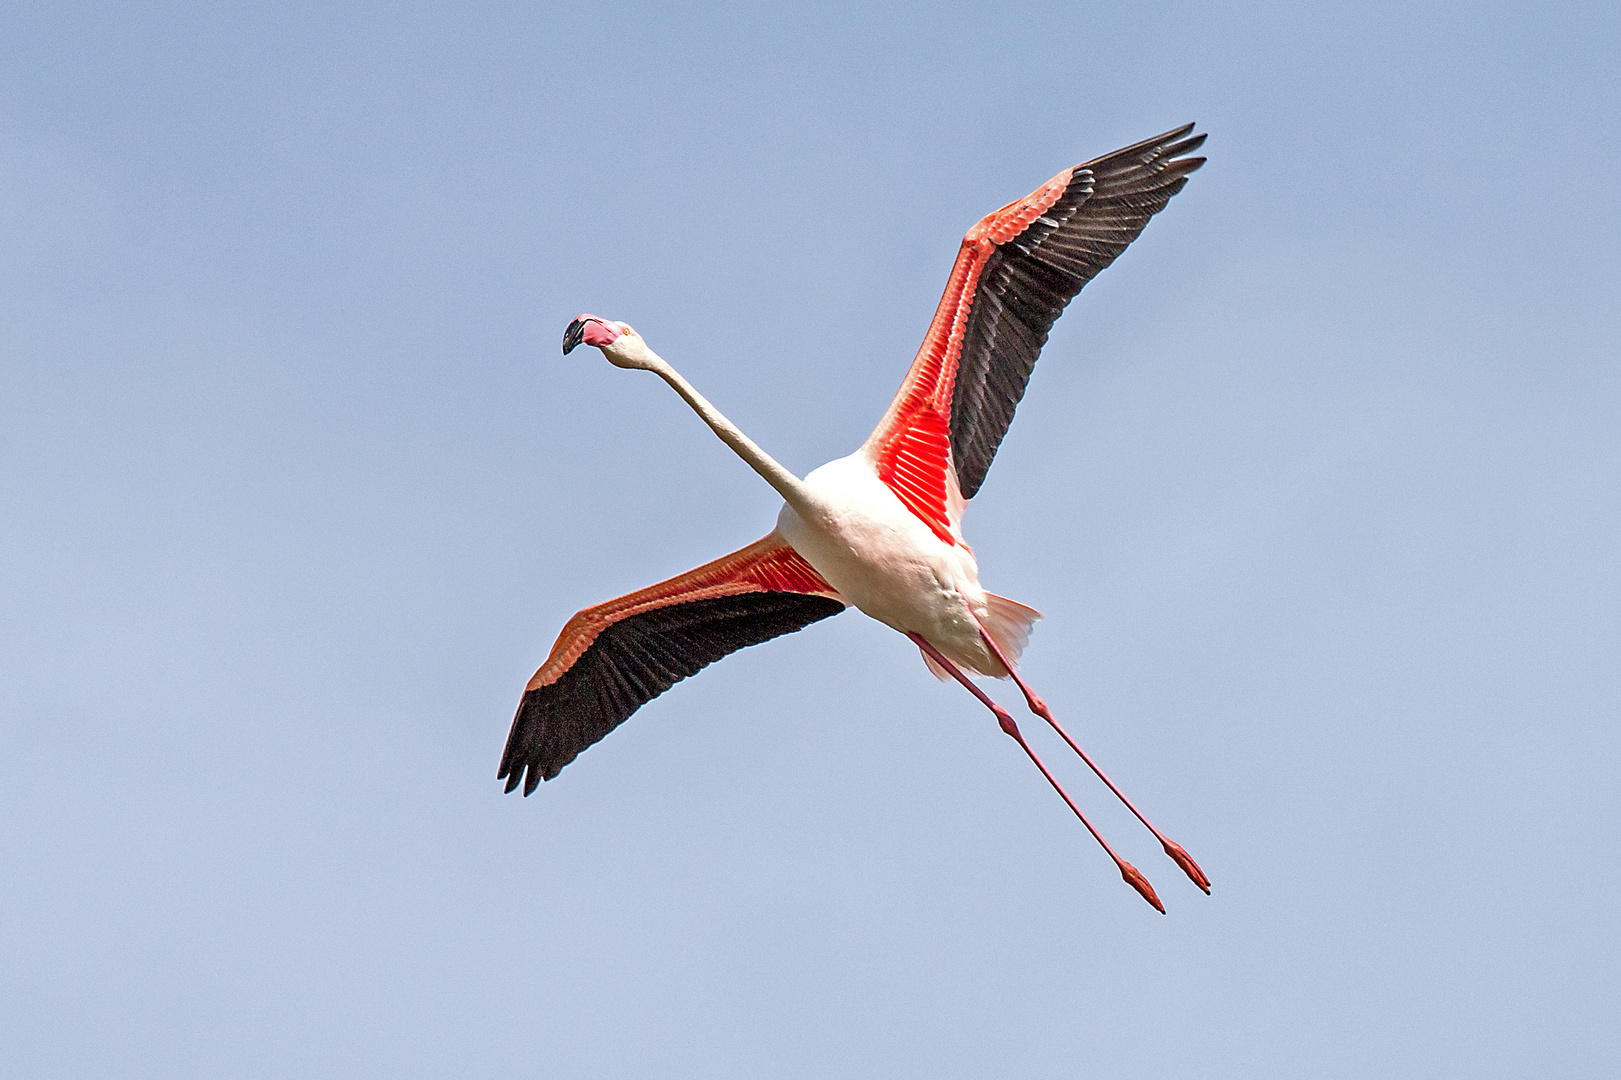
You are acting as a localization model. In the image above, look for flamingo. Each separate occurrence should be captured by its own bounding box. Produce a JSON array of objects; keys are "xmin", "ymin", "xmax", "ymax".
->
[{"xmin": 501, "ymin": 125, "xmax": 1209, "ymax": 911}]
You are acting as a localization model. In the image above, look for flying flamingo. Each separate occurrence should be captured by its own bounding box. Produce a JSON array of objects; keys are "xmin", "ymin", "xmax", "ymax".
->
[{"xmin": 501, "ymin": 125, "xmax": 1209, "ymax": 911}]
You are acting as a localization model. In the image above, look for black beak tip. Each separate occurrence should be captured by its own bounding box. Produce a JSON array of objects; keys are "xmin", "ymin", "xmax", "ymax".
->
[{"xmin": 561, "ymin": 318, "xmax": 587, "ymax": 355}]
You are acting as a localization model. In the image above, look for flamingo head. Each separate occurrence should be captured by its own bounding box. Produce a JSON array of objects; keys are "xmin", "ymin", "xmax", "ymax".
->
[
  {"xmin": 561, "ymin": 314, "xmax": 621, "ymax": 354},
  {"xmin": 562, "ymin": 314, "xmax": 659, "ymax": 371}
]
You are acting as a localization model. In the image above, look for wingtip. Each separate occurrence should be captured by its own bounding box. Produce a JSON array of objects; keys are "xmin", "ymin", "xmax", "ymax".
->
[
  {"xmin": 1146, "ymin": 122, "xmax": 1198, "ymax": 148},
  {"xmin": 1080, "ymin": 123, "xmax": 1207, "ymax": 174},
  {"xmin": 1165, "ymin": 132, "xmax": 1208, "ymax": 159},
  {"xmin": 498, "ymin": 762, "xmax": 542, "ymax": 796}
]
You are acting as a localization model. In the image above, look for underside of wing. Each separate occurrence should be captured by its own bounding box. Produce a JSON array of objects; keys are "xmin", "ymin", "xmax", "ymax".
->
[
  {"xmin": 499, "ymin": 535, "xmax": 845, "ymax": 794},
  {"xmin": 864, "ymin": 124, "xmax": 1207, "ymax": 530}
]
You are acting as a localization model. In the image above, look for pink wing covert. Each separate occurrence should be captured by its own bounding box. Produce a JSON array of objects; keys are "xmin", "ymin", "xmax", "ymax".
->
[
  {"xmin": 860, "ymin": 174, "xmax": 1071, "ymax": 546},
  {"xmin": 523, "ymin": 534, "xmax": 838, "ymax": 691}
]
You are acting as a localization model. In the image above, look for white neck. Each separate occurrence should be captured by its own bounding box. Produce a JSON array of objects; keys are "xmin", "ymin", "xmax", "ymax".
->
[{"xmin": 622, "ymin": 343, "xmax": 819, "ymax": 518}]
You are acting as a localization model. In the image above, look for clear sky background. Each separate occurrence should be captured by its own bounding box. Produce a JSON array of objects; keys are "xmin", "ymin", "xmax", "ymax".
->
[{"xmin": 3, "ymin": 2, "xmax": 1617, "ymax": 1076}]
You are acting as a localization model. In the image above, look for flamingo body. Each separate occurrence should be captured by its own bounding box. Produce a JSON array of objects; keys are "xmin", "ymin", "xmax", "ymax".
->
[{"xmin": 777, "ymin": 452, "xmax": 1019, "ymax": 678}]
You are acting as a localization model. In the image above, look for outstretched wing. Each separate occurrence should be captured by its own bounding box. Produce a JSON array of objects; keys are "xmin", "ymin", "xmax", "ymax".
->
[
  {"xmin": 863, "ymin": 124, "xmax": 1207, "ymax": 542},
  {"xmin": 499, "ymin": 534, "xmax": 845, "ymax": 794}
]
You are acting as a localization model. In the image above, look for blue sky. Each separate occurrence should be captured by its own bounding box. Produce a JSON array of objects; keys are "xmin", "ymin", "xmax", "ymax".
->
[{"xmin": 3, "ymin": 2, "xmax": 1618, "ymax": 1076}]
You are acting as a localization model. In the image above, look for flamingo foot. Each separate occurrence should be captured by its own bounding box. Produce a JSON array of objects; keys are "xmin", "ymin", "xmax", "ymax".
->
[
  {"xmin": 1119, "ymin": 860, "xmax": 1165, "ymax": 913},
  {"xmin": 1162, "ymin": 839, "xmax": 1211, "ymax": 894}
]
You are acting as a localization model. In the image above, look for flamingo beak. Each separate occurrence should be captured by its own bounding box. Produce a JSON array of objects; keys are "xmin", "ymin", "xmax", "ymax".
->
[
  {"xmin": 561, "ymin": 318, "xmax": 587, "ymax": 355},
  {"xmin": 562, "ymin": 314, "xmax": 623, "ymax": 355}
]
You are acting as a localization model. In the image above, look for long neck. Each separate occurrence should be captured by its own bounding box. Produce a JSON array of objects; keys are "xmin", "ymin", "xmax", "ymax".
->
[{"xmin": 640, "ymin": 351, "xmax": 819, "ymax": 517}]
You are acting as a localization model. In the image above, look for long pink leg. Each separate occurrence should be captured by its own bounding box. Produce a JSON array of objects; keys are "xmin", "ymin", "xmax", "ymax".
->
[
  {"xmin": 976, "ymin": 627, "xmax": 1211, "ymax": 894},
  {"xmin": 906, "ymin": 632, "xmax": 1164, "ymax": 913}
]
